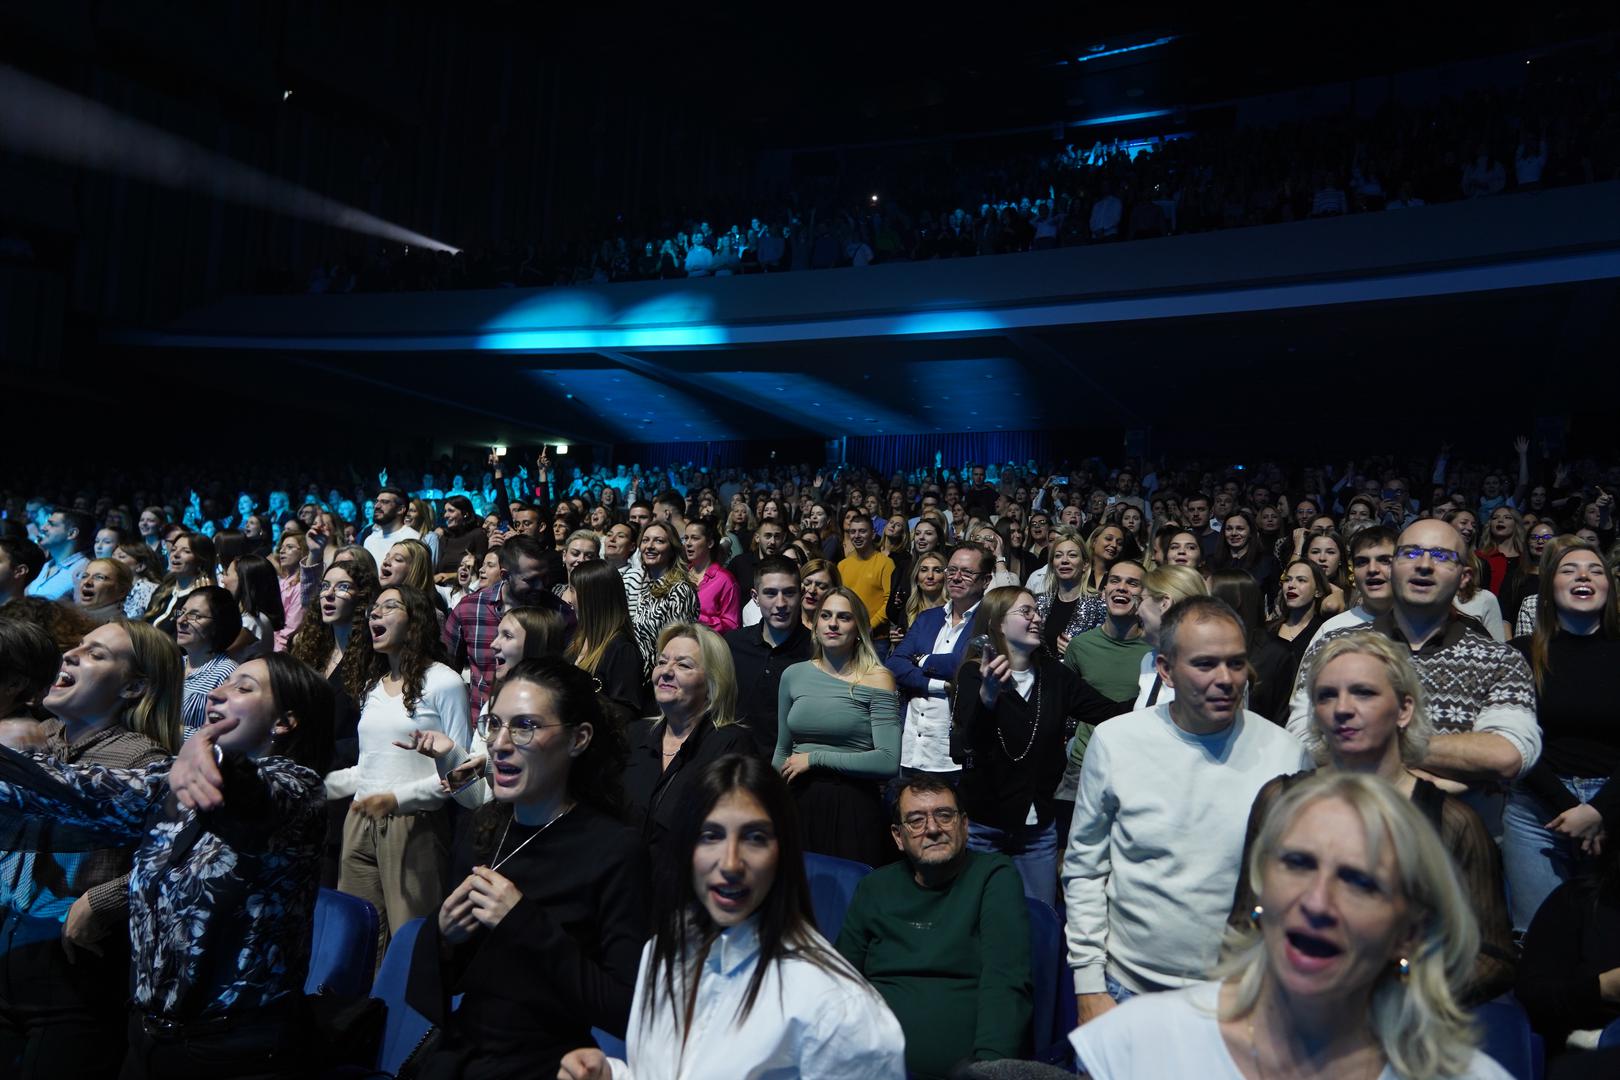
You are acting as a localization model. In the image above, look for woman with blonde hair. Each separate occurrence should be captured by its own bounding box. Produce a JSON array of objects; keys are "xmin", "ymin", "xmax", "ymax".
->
[
  {"xmin": 1231, "ymin": 633, "xmax": 1515, "ymax": 1004},
  {"xmin": 774, "ymin": 587, "xmax": 900, "ymax": 866},
  {"xmin": 1037, "ymin": 526, "xmax": 1102, "ymax": 656},
  {"xmin": 1130, "ymin": 564, "xmax": 1209, "ymax": 708},
  {"xmin": 624, "ymin": 622, "xmax": 756, "ymax": 870},
  {"xmin": 1077, "ymin": 771, "xmax": 1511, "ymax": 1080},
  {"xmin": 621, "ymin": 521, "xmax": 700, "ymax": 676},
  {"xmin": 144, "ymin": 532, "xmax": 216, "ymax": 634}
]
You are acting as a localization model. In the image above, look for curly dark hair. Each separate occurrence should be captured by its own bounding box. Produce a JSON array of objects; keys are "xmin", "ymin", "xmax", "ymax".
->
[
  {"xmin": 468, "ymin": 656, "xmax": 629, "ymax": 865},
  {"xmin": 288, "ymin": 562, "xmax": 379, "ymax": 706},
  {"xmin": 358, "ymin": 584, "xmax": 444, "ymax": 714}
]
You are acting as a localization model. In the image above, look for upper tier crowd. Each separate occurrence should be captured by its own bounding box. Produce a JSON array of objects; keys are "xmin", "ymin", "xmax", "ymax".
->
[
  {"xmin": 1, "ymin": 438, "xmax": 1619, "ymax": 1078},
  {"xmin": 279, "ymin": 46, "xmax": 1620, "ymax": 294}
]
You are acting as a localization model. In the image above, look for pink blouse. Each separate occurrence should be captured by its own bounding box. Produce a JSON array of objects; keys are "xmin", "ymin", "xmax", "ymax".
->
[{"xmin": 694, "ymin": 562, "xmax": 740, "ymax": 634}]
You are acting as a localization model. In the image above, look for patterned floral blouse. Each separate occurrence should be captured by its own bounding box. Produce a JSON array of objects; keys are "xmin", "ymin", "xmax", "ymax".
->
[{"xmin": 0, "ymin": 748, "xmax": 325, "ymax": 1019}]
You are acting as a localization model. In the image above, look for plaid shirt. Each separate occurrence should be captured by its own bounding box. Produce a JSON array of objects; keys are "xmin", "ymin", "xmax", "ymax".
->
[{"xmin": 444, "ymin": 580, "xmax": 505, "ymax": 714}]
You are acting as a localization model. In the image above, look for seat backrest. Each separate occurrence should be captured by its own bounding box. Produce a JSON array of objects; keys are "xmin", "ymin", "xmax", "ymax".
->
[
  {"xmin": 1025, "ymin": 897, "xmax": 1076, "ymax": 1066},
  {"xmin": 372, "ymin": 917, "xmax": 433, "ymax": 1075},
  {"xmin": 1473, "ymin": 995, "xmax": 1539, "ymax": 1080},
  {"xmin": 803, "ymin": 852, "xmax": 873, "ymax": 943},
  {"xmin": 306, "ymin": 888, "xmax": 380, "ymax": 999}
]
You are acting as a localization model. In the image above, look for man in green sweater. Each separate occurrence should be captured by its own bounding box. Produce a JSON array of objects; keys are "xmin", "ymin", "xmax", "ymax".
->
[
  {"xmin": 1063, "ymin": 559, "xmax": 1149, "ymax": 701},
  {"xmin": 835, "ymin": 776, "xmax": 1032, "ymax": 1079}
]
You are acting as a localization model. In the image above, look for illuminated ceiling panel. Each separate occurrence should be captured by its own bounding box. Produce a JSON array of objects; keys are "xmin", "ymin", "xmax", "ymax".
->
[{"xmin": 523, "ymin": 368, "xmax": 742, "ymax": 441}]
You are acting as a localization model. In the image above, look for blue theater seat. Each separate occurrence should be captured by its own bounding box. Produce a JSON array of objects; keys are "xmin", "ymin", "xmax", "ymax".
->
[
  {"xmin": 305, "ymin": 888, "xmax": 379, "ymax": 999},
  {"xmin": 803, "ymin": 852, "xmax": 873, "ymax": 943}
]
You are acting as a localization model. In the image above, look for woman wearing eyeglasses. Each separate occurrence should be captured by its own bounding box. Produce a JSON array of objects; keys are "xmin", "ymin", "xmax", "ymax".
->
[
  {"xmin": 413, "ymin": 657, "xmax": 644, "ymax": 1080},
  {"xmin": 952, "ymin": 586, "xmax": 1131, "ymax": 903},
  {"xmin": 174, "ymin": 586, "xmax": 241, "ymax": 737},
  {"xmin": 323, "ymin": 584, "xmax": 471, "ymax": 951}
]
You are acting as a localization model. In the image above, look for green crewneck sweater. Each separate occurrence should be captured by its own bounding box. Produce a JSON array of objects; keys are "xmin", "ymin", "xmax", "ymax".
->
[
  {"xmin": 835, "ymin": 850, "xmax": 1031, "ymax": 1079},
  {"xmin": 1063, "ymin": 624, "xmax": 1150, "ymax": 701}
]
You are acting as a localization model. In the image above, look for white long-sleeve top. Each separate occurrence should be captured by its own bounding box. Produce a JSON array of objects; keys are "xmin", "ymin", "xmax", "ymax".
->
[
  {"xmin": 323, "ymin": 662, "xmax": 472, "ymax": 813},
  {"xmin": 1063, "ymin": 704, "xmax": 1311, "ymax": 995},
  {"xmin": 607, "ymin": 919, "xmax": 906, "ymax": 1080}
]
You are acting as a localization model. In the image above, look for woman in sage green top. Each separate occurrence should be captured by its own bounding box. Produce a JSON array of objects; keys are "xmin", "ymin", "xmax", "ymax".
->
[{"xmin": 775, "ymin": 587, "xmax": 901, "ymax": 866}]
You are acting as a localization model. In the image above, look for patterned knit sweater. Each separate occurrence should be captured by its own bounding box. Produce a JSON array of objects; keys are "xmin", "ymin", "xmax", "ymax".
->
[{"xmin": 1284, "ymin": 611, "xmax": 1541, "ymax": 777}]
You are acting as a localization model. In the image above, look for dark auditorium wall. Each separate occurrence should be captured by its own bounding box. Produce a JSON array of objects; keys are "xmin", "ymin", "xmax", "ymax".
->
[{"xmin": 0, "ymin": 2, "xmax": 749, "ymax": 333}]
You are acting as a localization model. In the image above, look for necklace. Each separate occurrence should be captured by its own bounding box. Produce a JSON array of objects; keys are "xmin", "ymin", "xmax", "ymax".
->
[
  {"xmin": 490, "ymin": 801, "xmax": 574, "ymax": 872},
  {"xmin": 1247, "ymin": 1015, "xmax": 1383, "ymax": 1080},
  {"xmin": 996, "ymin": 666, "xmax": 1042, "ymax": 763}
]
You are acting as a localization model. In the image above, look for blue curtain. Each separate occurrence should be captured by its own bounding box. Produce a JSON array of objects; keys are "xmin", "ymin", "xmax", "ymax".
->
[
  {"xmin": 613, "ymin": 441, "xmax": 747, "ymax": 469},
  {"xmin": 843, "ymin": 431, "xmax": 1053, "ymax": 476}
]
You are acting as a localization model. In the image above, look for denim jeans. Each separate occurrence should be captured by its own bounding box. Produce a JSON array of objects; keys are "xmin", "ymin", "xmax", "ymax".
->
[
  {"xmin": 1103, "ymin": 972, "xmax": 1139, "ymax": 1006},
  {"xmin": 966, "ymin": 817, "xmax": 1059, "ymax": 905},
  {"xmin": 1501, "ymin": 774, "xmax": 1607, "ymax": 933}
]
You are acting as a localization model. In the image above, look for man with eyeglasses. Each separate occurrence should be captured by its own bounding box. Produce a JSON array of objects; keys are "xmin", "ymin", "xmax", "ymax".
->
[
  {"xmin": 886, "ymin": 544, "xmax": 992, "ymax": 781},
  {"xmin": 1287, "ymin": 519, "xmax": 1540, "ymax": 794},
  {"xmin": 835, "ymin": 775, "xmax": 1031, "ymax": 1079},
  {"xmin": 361, "ymin": 486, "xmax": 419, "ymax": 566}
]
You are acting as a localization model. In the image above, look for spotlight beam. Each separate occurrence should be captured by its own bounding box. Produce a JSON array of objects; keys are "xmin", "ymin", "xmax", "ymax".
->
[{"xmin": 0, "ymin": 64, "xmax": 458, "ymax": 253}]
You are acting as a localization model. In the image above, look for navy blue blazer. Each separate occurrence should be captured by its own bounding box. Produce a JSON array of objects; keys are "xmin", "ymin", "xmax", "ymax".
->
[{"xmin": 885, "ymin": 603, "xmax": 979, "ymax": 694}]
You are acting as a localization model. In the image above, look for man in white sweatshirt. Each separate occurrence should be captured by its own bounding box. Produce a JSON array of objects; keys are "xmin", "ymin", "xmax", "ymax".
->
[{"xmin": 1063, "ymin": 596, "xmax": 1312, "ymax": 1026}]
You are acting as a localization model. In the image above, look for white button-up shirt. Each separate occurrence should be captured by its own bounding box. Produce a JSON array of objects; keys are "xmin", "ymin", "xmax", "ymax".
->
[
  {"xmin": 900, "ymin": 601, "xmax": 979, "ymax": 771},
  {"xmin": 609, "ymin": 918, "xmax": 905, "ymax": 1080}
]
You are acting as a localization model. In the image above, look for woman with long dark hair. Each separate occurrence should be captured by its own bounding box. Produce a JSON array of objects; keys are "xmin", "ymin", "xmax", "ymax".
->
[
  {"xmin": 323, "ymin": 584, "xmax": 470, "ymax": 951},
  {"xmin": 144, "ymin": 532, "xmax": 216, "ymax": 634},
  {"xmin": 1210, "ymin": 509, "xmax": 1280, "ymax": 604},
  {"xmin": 565, "ymin": 559, "xmax": 647, "ymax": 714},
  {"xmin": 218, "ymin": 554, "xmax": 286, "ymax": 662},
  {"xmin": 1503, "ymin": 536, "xmax": 1620, "ymax": 934},
  {"xmin": 416, "ymin": 657, "xmax": 644, "ymax": 1080},
  {"xmin": 112, "ymin": 540, "xmax": 165, "ymax": 620},
  {"xmin": 558, "ymin": 754, "xmax": 904, "ymax": 1080},
  {"xmin": 288, "ymin": 561, "xmax": 378, "ymax": 885},
  {"xmin": 432, "ymin": 494, "xmax": 489, "ymax": 582},
  {"xmin": 0, "ymin": 652, "xmax": 335, "ymax": 1078}
]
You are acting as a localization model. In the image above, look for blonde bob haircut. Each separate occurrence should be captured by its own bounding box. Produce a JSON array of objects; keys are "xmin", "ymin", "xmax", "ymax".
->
[
  {"xmin": 1301, "ymin": 633, "xmax": 1433, "ymax": 766},
  {"xmin": 1217, "ymin": 772, "xmax": 1480, "ymax": 1080},
  {"xmin": 119, "ymin": 619, "xmax": 184, "ymax": 753},
  {"xmin": 1141, "ymin": 563, "xmax": 1208, "ymax": 607},
  {"xmin": 654, "ymin": 622, "xmax": 737, "ymax": 728}
]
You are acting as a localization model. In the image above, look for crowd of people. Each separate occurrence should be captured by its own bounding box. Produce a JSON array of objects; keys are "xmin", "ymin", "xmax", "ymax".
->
[
  {"xmin": 276, "ymin": 45, "xmax": 1620, "ymax": 294},
  {"xmin": 2, "ymin": 436, "xmax": 1619, "ymax": 1078}
]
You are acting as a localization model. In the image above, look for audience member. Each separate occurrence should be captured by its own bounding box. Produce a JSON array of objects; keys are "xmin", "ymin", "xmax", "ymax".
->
[
  {"xmin": 887, "ymin": 543, "xmax": 989, "ymax": 780},
  {"xmin": 724, "ymin": 556, "xmax": 813, "ymax": 756},
  {"xmin": 837, "ymin": 775, "xmax": 1032, "ymax": 1079}
]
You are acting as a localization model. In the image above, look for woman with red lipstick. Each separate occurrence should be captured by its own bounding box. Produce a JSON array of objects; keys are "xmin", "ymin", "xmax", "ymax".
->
[
  {"xmin": 1079, "ymin": 772, "xmax": 1511, "ymax": 1080},
  {"xmin": 1267, "ymin": 559, "xmax": 1332, "ymax": 691},
  {"xmin": 558, "ymin": 754, "xmax": 904, "ymax": 1080},
  {"xmin": 1230, "ymin": 634, "xmax": 1516, "ymax": 1004},
  {"xmin": 420, "ymin": 657, "xmax": 644, "ymax": 1080},
  {"xmin": 622, "ymin": 521, "xmax": 700, "ymax": 676},
  {"xmin": 774, "ymin": 587, "xmax": 900, "ymax": 867}
]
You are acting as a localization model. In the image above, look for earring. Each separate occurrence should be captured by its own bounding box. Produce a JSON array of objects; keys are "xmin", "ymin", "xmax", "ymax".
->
[
  {"xmin": 1248, "ymin": 904, "xmax": 1263, "ymax": 928},
  {"xmin": 1395, "ymin": 956, "xmax": 1411, "ymax": 982}
]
